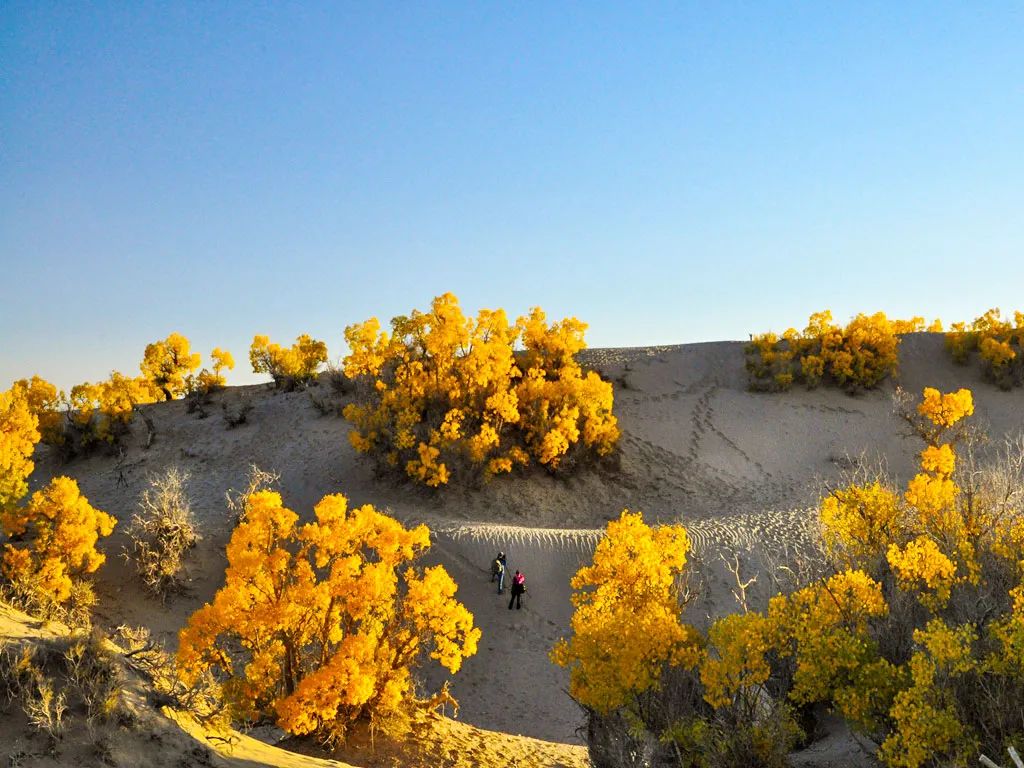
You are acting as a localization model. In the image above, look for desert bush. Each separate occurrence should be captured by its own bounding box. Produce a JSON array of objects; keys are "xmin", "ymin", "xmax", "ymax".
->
[
  {"xmin": 342, "ymin": 293, "xmax": 619, "ymax": 487},
  {"xmin": 1, "ymin": 476, "xmax": 115, "ymax": 623},
  {"xmin": 124, "ymin": 468, "xmax": 199, "ymax": 600},
  {"xmin": 1, "ymin": 635, "xmax": 126, "ymax": 746},
  {"xmin": 249, "ymin": 333, "xmax": 327, "ymax": 390},
  {"xmin": 552, "ymin": 511, "xmax": 801, "ymax": 768},
  {"xmin": 221, "ymin": 400, "xmax": 253, "ymax": 429},
  {"xmin": 176, "ymin": 489, "xmax": 480, "ymax": 744},
  {"xmin": 781, "ymin": 387, "xmax": 1024, "ymax": 767},
  {"xmin": 945, "ymin": 308, "xmax": 1024, "ymax": 389},
  {"xmin": 745, "ymin": 311, "xmax": 940, "ymax": 393}
]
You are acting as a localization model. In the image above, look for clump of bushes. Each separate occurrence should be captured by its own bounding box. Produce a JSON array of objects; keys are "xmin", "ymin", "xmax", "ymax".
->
[
  {"xmin": 556, "ymin": 387, "xmax": 1024, "ymax": 768},
  {"xmin": 11, "ymin": 333, "xmax": 234, "ymax": 457},
  {"xmin": 745, "ymin": 311, "xmax": 939, "ymax": 393},
  {"xmin": 124, "ymin": 468, "xmax": 199, "ymax": 601},
  {"xmin": 249, "ymin": 333, "xmax": 327, "ymax": 390},
  {"xmin": 946, "ymin": 308, "xmax": 1024, "ymax": 390},
  {"xmin": 342, "ymin": 293, "xmax": 619, "ymax": 487}
]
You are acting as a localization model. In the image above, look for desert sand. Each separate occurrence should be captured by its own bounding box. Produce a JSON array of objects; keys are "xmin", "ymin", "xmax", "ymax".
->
[{"xmin": 6, "ymin": 332, "xmax": 1024, "ymax": 767}]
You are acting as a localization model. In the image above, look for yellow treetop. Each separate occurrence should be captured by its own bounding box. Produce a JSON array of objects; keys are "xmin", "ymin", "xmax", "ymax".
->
[
  {"xmin": 551, "ymin": 510, "xmax": 700, "ymax": 713},
  {"xmin": 250, "ymin": 333, "xmax": 328, "ymax": 388},
  {"xmin": 140, "ymin": 332, "xmax": 201, "ymax": 400}
]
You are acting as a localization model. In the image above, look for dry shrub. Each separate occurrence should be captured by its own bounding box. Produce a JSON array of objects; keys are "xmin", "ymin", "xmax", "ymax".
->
[
  {"xmin": 221, "ymin": 400, "xmax": 253, "ymax": 429},
  {"xmin": 224, "ymin": 464, "xmax": 280, "ymax": 524},
  {"xmin": 1, "ymin": 635, "xmax": 125, "ymax": 747},
  {"xmin": 124, "ymin": 468, "xmax": 199, "ymax": 600}
]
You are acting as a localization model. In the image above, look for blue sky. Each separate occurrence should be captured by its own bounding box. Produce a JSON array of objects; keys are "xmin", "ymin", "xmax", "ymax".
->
[{"xmin": 2, "ymin": 2, "xmax": 1022, "ymax": 390}]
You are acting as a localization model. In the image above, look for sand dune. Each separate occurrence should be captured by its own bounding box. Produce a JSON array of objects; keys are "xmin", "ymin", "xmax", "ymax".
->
[{"xmin": 10, "ymin": 333, "xmax": 1023, "ymax": 763}]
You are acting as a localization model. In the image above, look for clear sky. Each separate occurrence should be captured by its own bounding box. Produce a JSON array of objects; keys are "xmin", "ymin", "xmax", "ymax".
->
[{"xmin": 2, "ymin": 2, "xmax": 1022, "ymax": 390}]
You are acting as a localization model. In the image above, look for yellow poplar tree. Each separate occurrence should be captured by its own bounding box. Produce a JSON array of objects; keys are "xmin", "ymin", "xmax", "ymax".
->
[
  {"xmin": 551, "ymin": 510, "xmax": 700, "ymax": 713},
  {"xmin": 1, "ymin": 385, "xmax": 40, "ymax": 510},
  {"xmin": 177, "ymin": 490, "xmax": 479, "ymax": 742},
  {"xmin": 249, "ymin": 334, "xmax": 327, "ymax": 388},
  {"xmin": 140, "ymin": 332, "xmax": 201, "ymax": 400},
  {"xmin": 1, "ymin": 476, "xmax": 115, "ymax": 607}
]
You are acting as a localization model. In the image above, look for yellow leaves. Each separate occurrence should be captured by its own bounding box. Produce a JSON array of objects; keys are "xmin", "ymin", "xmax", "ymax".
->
[
  {"xmin": 342, "ymin": 294, "xmax": 618, "ymax": 486},
  {"xmin": 0, "ymin": 476, "xmax": 115, "ymax": 605},
  {"xmin": 700, "ymin": 612, "xmax": 773, "ymax": 710},
  {"xmin": 886, "ymin": 537, "xmax": 957, "ymax": 609},
  {"xmin": 918, "ymin": 444, "xmax": 955, "ymax": 476},
  {"xmin": 552, "ymin": 510, "xmax": 699, "ymax": 714},
  {"xmin": 944, "ymin": 308, "xmax": 1024, "ymax": 388},
  {"xmin": 140, "ymin": 333, "xmax": 201, "ymax": 400},
  {"xmin": 250, "ymin": 333, "xmax": 328, "ymax": 388},
  {"xmin": 178, "ymin": 488, "xmax": 476, "ymax": 743},
  {"xmin": 916, "ymin": 387, "xmax": 973, "ymax": 428},
  {"xmin": 746, "ymin": 310, "xmax": 911, "ymax": 392},
  {"xmin": 0, "ymin": 384, "xmax": 40, "ymax": 510},
  {"xmin": 10, "ymin": 376, "xmax": 62, "ymax": 445},
  {"xmin": 820, "ymin": 481, "xmax": 903, "ymax": 567}
]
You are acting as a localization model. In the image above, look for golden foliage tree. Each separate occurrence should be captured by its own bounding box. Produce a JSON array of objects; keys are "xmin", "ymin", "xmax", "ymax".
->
[
  {"xmin": 10, "ymin": 376, "xmax": 63, "ymax": 446},
  {"xmin": 552, "ymin": 510, "xmax": 699, "ymax": 713},
  {"xmin": 67, "ymin": 372, "xmax": 158, "ymax": 449},
  {"xmin": 176, "ymin": 489, "xmax": 479, "ymax": 743},
  {"xmin": 746, "ymin": 310, "xmax": 931, "ymax": 393},
  {"xmin": 553, "ymin": 510, "xmax": 801, "ymax": 766},
  {"xmin": 343, "ymin": 293, "xmax": 619, "ymax": 487},
  {"xmin": 194, "ymin": 347, "xmax": 235, "ymax": 393},
  {"xmin": 140, "ymin": 333, "xmax": 201, "ymax": 400},
  {"xmin": 1, "ymin": 385, "xmax": 40, "ymax": 511},
  {"xmin": 249, "ymin": 334, "xmax": 327, "ymax": 389},
  {"xmin": 1, "ymin": 476, "xmax": 115, "ymax": 616},
  {"xmin": 945, "ymin": 308, "xmax": 1024, "ymax": 389}
]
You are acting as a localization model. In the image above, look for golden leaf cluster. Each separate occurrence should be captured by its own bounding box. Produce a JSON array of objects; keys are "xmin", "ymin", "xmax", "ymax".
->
[
  {"xmin": 249, "ymin": 334, "xmax": 327, "ymax": 389},
  {"xmin": 343, "ymin": 293, "xmax": 619, "ymax": 486},
  {"xmin": 176, "ymin": 489, "xmax": 479, "ymax": 743},
  {"xmin": 946, "ymin": 307, "xmax": 1024, "ymax": 389},
  {"xmin": 746, "ymin": 310, "xmax": 936, "ymax": 392}
]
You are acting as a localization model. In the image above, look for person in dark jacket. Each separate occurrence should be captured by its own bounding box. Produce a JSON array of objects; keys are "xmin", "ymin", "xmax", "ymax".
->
[{"xmin": 508, "ymin": 570, "xmax": 526, "ymax": 610}]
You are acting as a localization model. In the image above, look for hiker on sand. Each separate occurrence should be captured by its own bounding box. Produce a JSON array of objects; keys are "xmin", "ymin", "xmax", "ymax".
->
[
  {"xmin": 508, "ymin": 570, "xmax": 526, "ymax": 610},
  {"xmin": 491, "ymin": 552, "xmax": 507, "ymax": 594}
]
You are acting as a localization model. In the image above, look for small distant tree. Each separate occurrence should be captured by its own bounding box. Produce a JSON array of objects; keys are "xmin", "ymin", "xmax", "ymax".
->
[
  {"xmin": 177, "ymin": 489, "xmax": 479, "ymax": 743},
  {"xmin": 249, "ymin": 334, "xmax": 327, "ymax": 390},
  {"xmin": 10, "ymin": 376, "xmax": 63, "ymax": 446},
  {"xmin": 193, "ymin": 347, "xmax": 235, "ymax": 394},
  {"xmin": 125, "ymin": 468, "xmax": 199, "ymax": 600},
  {"xmin": 140, "ymin": 333, "xmax": 201, "ymax": 400}
]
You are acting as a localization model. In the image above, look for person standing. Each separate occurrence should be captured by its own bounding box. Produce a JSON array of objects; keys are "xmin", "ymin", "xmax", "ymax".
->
[
  {"xmin": 491, "ymin": 552, "xmax": 507, "ymax": 594},
  {"xmin": 508, "ymin": 569, "xmax": 526, "ymax": 610}
]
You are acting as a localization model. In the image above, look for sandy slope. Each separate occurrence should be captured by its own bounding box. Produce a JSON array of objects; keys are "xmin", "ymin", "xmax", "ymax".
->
[{"xmin": 12, "ymin": 333, "xmax": 1024, "ymax": 762}]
